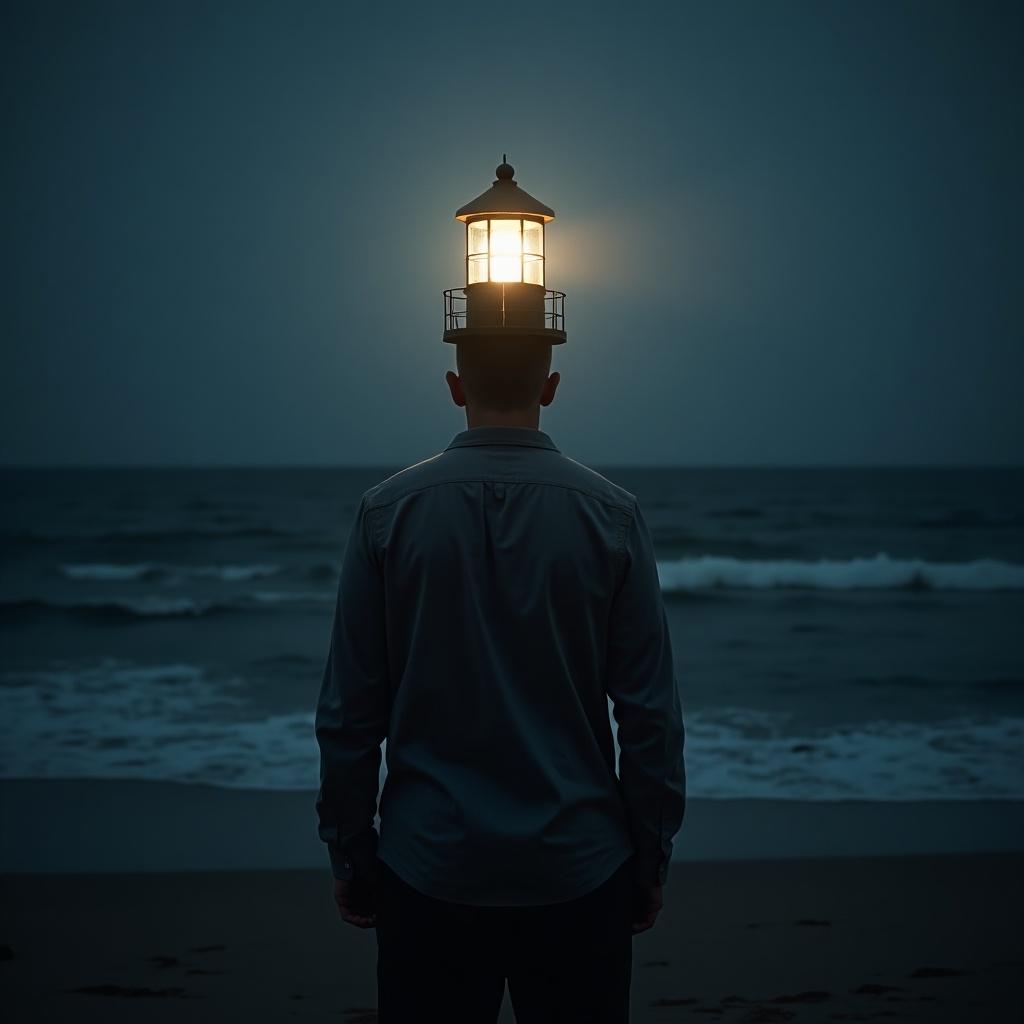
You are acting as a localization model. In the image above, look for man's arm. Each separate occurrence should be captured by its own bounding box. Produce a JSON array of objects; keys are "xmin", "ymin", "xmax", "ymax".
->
[
  {"xmin": 314, "ymin": 495, "xmax": 389, "ymax": 884},
  {"xmin": 607, "ymin": 499, "xmax": 686, "ymax": 888}
]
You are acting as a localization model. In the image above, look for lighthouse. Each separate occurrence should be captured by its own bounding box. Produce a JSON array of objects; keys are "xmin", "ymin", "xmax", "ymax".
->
[{"xmin": 443, "ymin": 158, "xmax": 566, "ymax": 346}]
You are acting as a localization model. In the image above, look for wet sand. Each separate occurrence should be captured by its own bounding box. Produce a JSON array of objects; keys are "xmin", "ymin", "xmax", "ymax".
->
[{"xmin": 2, "ymin": 850, "xmax": 1021, "ymax": 1022}]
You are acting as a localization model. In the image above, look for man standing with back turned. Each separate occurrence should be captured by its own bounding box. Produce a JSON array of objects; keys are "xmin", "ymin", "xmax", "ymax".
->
[{"xmin": 315, "ymin": 337, "xmax": 686, "ymax": 1022}]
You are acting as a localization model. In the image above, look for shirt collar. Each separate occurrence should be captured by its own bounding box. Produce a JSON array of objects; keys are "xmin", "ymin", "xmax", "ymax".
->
[{"xmin": 445, "ymin": 426, "xmax": 560, "ymax": 452}]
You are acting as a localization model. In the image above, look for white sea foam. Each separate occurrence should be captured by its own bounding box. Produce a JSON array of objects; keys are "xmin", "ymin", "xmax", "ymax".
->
[
  {"xmin": 645, "ymin": 705, "xmax": 1024, "ymax": 801},
  {"xmin": 2, "ymin": 661, "xmax": 1022, "ymax": 800},
  {"xmin": 60, "ymin": 563, "xmax": 282, "ymax": 582},
  {"xmin": 0, "ymin": 661, "xmax": 323, "ymax": 791},
  {"xmin": 656, "ymin": 552, "xmax": 1024, "ymax": 592},
  {"xmin": 60, "ymin": 563, "xmax": 158, "ymax": 581}
]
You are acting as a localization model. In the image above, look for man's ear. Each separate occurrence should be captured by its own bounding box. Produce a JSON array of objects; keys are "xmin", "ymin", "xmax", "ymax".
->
[
  {"xmin": 539, "ymin": 371, "xmax": 560, "ymax": 408},
  {"xmin": 446, "ymin": 370, "xmax": 467, "ymax": 408}
]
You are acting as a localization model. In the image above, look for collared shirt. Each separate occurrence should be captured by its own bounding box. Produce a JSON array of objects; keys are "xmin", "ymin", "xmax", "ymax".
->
[{"xmin": 314, "ymin": 426, "xmax": 686, "ymax": 906}]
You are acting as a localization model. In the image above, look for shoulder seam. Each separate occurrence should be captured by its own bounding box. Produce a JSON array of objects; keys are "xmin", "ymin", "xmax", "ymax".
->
[
  {"xmin": 366, "ymin": 477, "xmax": 633, "ymax": 514},
  {"xmin": 615, "ymin": 499, "xmax": 636, "ymax": 585},
  {"xmin": 361, "ymin": 498, "xmax": 385, "ymax": 565}
]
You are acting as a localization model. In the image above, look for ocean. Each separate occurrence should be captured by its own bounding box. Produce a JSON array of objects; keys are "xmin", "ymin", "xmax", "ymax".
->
[{"xmin": 2, "ymin": 465, "xmax": 1022, "ymax": 805}]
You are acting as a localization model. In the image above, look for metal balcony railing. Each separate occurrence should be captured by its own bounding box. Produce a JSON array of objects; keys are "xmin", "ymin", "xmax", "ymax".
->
[{"xmin": 443, "ymin": 288, "xmax": 566, "ymax": 333}]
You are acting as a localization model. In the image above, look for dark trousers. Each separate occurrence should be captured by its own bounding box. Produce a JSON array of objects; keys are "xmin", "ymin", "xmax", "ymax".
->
[{"xmin": 375, "ymin": 855, "xmax": 634, "ymax": 1023}]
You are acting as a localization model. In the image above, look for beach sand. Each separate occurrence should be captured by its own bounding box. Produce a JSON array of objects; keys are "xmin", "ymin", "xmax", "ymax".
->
[
  {"xmin": 3, "ymin": 850, "xmax": 1021, "ymax": 1022},
  {"xmin": 2, "ymin": 780, "xmax": 1021, "ymax": 1020}
]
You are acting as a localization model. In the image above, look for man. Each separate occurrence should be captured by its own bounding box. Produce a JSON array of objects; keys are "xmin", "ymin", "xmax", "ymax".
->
[{"xmin": 315, "ymin": 337, "xmax": 686, "ymax": 1022}]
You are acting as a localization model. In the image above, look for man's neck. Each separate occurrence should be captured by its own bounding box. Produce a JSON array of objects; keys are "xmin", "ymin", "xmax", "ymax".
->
[{"xmin": 464, "ymin": 408, "xmax": 541, "ymax": 430}]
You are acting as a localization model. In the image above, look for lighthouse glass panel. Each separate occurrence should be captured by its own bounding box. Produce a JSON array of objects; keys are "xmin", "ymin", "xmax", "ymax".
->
[
  {"xmin": 522, "ymin": 219, "xmax": 544, "ymax": 286},
  {"xmin": 467, "ymin": 220, "xmax": 489, "ymax": 284},
  {"xmin": 468, "ymin": 256, "xmax": 488, "ymax": 284},
  {"xmin": 468, "ymin": 221, "xmax": 488, "ymax": 256},
  {"xmin": 465, "ymin": 218, "xmax": 546, "ymax": 285},
  {"xmin": 489, "ymin": 219, "xmax": 522, "ymax": 282}
]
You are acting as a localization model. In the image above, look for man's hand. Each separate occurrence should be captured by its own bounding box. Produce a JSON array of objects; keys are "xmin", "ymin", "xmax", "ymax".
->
[
  {"xmin": 333, "ymin": 877, "xmax": 377, "ymax": 929},
  {"xmin": 631, "ymin": 883, "xmax": 663, "ymax": 935}
]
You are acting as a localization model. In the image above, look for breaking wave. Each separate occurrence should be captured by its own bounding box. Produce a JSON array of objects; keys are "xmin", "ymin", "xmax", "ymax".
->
[
  {"xmin": 59, "ymin": 563, "xmax": 282, "ymax": 583},
  {"xmin": 3, "ymin": 664, "xmax": 1023, "ymax": 799},
  {"xmin": 656, "ymin": 553, "xmax": 1024, "ymax": 592}
]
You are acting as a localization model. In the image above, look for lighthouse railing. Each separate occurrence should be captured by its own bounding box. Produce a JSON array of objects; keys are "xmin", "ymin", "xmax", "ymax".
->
[{"xmin": 444, "ymin": 288, "xmax": 565, "ymax": 333}]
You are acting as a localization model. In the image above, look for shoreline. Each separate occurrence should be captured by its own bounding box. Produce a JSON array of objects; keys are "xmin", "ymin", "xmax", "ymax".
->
[{"xmin": 2, "ymin": 777, "xmax": 1022, "ymax": 874}]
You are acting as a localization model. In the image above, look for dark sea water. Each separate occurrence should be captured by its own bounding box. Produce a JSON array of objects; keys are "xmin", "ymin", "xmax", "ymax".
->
[{"xmin": 2, "ymin": 466, "xmax": 1022, "ymax": 802}]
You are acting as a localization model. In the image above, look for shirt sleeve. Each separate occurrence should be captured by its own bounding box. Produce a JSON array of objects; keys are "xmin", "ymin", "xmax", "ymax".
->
[
  {"xmin": 314, "ymin": 496, "xmax": 389, "ymax": 884},
  {"xmin": 606, "ymin": 499, "xmax": 687, "ymax": 888}
]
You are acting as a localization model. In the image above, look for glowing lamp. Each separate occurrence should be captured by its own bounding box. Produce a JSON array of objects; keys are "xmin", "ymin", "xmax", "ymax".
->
[{"xmin": 443, "ymin": 157, "xmax": 566, "ymax": 345}]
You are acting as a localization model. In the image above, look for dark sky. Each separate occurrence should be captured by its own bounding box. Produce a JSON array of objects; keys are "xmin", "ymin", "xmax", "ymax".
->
[{"xmin": 2, "ymin": 0, "xmax": 1021, "ymax": 466}]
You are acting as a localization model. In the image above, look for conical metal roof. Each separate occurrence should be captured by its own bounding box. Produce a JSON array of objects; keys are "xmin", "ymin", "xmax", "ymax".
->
[{"xmin": 454, "ymin": 158, "xmax": 555, "ymax": 223}]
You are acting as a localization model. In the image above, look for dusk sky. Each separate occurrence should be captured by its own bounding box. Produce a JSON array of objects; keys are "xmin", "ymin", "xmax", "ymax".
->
[{"xmin": 2, "ymin": 0, "xmax": 1021, "ymax": 467}]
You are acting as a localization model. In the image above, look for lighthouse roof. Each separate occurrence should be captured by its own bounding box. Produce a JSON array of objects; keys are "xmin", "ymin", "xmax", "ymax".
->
[{"xmin": 455, "ymin": 159, "xmax": 555, "ymax": 223}]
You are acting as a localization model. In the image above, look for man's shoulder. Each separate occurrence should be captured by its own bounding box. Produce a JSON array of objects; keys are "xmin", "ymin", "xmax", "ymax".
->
[
  {"xmin": 549, "ymin": 454, "xmax": 637, "ymax": 511},
  {"xmin": 359, "ymin": 445, "xmax": 637, "ymax": 513},
  {"xmin": 360, "ymin": 451, "xmax": 449, "ymax": 509}
]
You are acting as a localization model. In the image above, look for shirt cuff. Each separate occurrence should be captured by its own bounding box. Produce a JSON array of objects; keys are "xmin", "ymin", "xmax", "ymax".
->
[
  {"xmin": 326, "ymin": 828, "xmax": 379, "ymax": 883},
  {"xmin": 630, "ymin": 851, "xmax": 670, "ymax": 887},
  {"xmin": 327, "ymin": 841, "xmax": 355, "ymax": 881}
]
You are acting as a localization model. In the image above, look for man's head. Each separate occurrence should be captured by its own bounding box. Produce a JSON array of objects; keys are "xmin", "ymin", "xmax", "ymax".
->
[{"xmin": 446, "ymin": 339, "xmax": 560, "ymax": 428}]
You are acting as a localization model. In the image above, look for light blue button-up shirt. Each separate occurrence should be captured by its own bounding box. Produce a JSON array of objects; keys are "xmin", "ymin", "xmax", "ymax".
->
[{"xmin": 314, "ymin": 425, "xmax": 686, "ymax": 906}]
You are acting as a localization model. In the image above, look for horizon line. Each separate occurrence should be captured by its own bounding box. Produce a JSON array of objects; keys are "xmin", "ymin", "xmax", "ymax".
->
[{"xmin": 2, "ymin": 462, "xmax": 1022, "ymax": 472}]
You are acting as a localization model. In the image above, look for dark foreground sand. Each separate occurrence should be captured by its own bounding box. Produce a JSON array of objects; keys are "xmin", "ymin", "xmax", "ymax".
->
[{"xmin": 2, "ymin": 851, "xmax": 1021, "ymax": 1022}]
